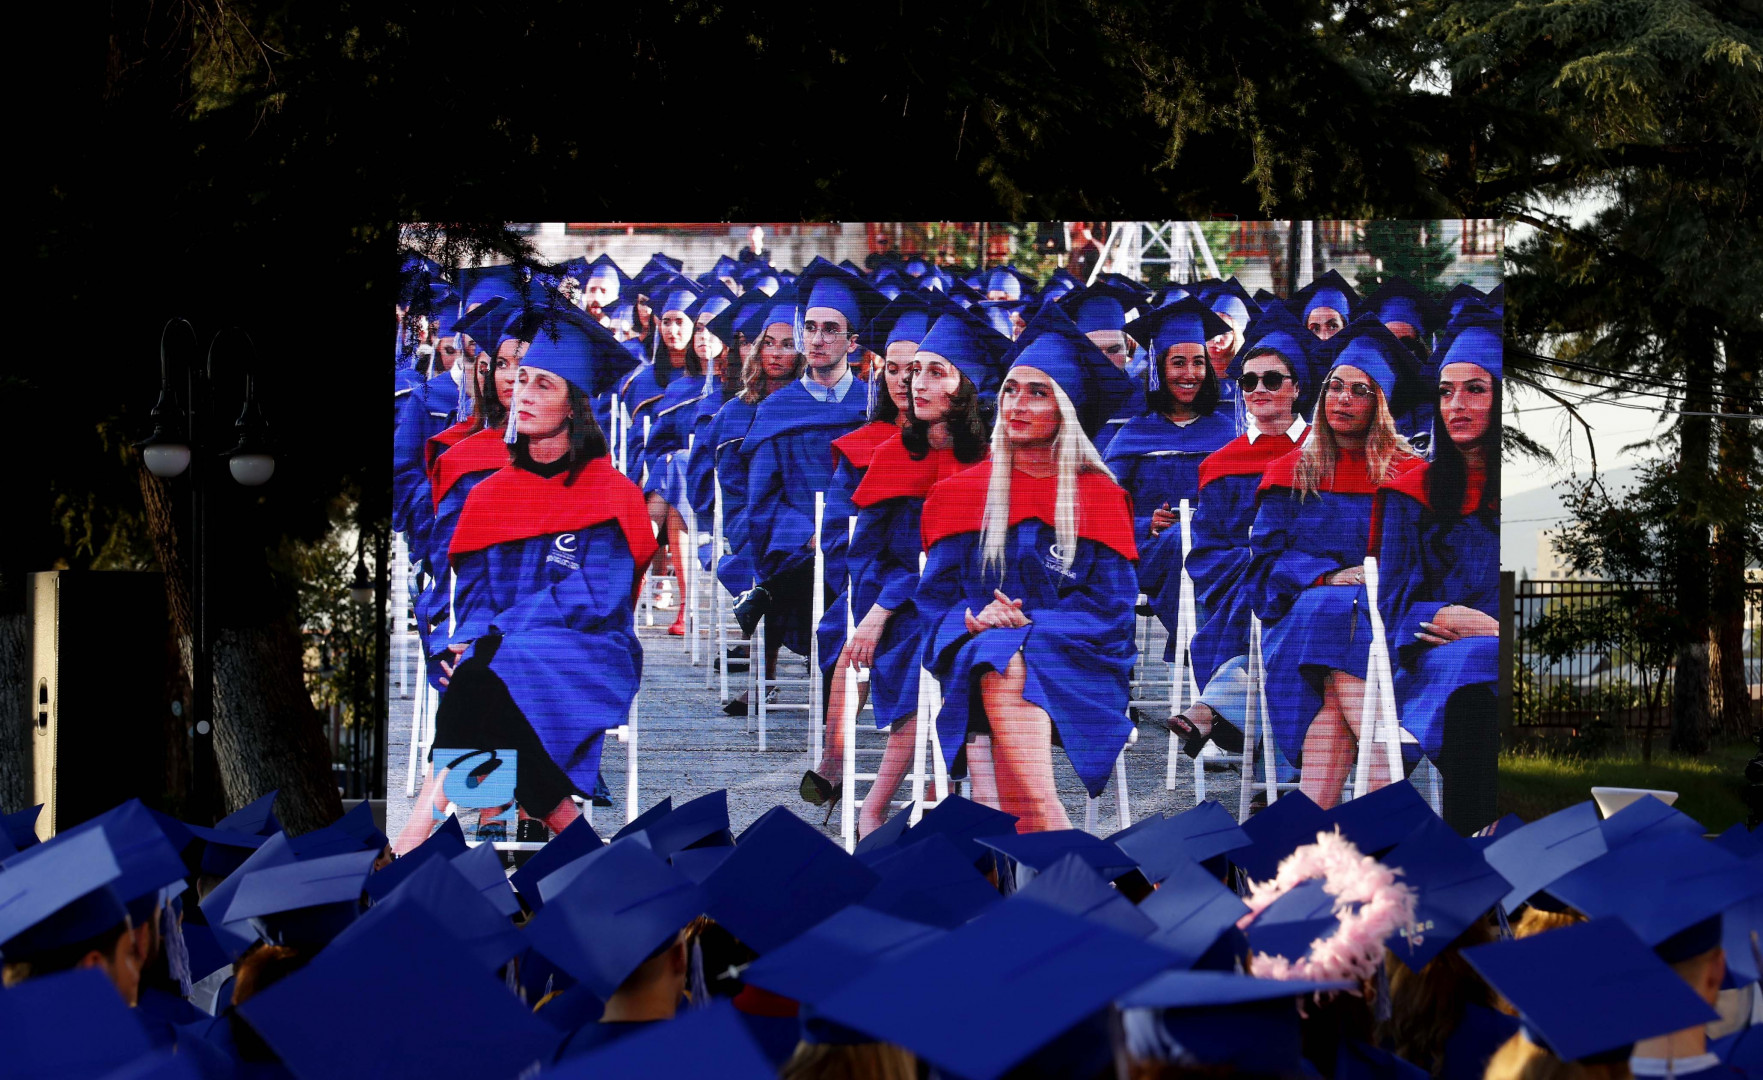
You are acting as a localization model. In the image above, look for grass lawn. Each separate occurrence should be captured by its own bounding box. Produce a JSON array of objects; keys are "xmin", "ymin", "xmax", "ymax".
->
[{"xmin": 1497, "ymin": 741, "xmax": 1754, "ymax": 832}]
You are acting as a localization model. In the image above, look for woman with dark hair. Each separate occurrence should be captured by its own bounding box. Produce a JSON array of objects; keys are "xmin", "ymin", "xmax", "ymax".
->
[
  {"xmin": 802, "ymin": 311, "xmax": 1002, "ymax": 830},
  {"xmin": 1376, "ymin": 320, "xmax": 1502, "ymax": 824},
  {"xmin": 915, "ymin": 308, "xmax": 1140, "ymax": 832},
  {"xmin": 399, "ymin": 310, "xmax": 656, "ymax": 850},
  {"xmin": 1104, "ymin": 297, "xmax": 1238, "ymax": 662},
  {"xmin": 1249, "ymin": 315, "xmax": 1420, "ymax": 809}
]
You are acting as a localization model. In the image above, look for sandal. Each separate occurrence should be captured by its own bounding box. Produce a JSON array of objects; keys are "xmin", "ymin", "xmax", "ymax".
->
[{"xmin": 1167, "ymin": 713, "xmax": 1213, "ymax": 760}]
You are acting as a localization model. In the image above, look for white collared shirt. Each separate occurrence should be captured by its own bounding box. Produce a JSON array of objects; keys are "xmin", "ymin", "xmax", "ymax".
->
[
  {"xmin": 1246, "ymin": 416, "xmax": 1308, "ymax": 445},
  {"xmin": 801, "ymin": 367, "xmax": 855, "ymax": 404}
]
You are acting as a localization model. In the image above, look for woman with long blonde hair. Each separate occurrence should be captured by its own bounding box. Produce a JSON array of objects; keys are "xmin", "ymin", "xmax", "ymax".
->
[
  {"xmin": 1248, "ymin": 315, "xmax": 1419, "ymax": 809},
  {"xmin": 915, "ymin": 308, "xmax": 1140, "ymax": 832}
]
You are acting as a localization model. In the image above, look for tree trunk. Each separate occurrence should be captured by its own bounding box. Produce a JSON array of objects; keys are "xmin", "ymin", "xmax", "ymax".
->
[
  {"xmin": 0, "ymin": 611, "xmax": 29, "ymax": 815},
  {"xmin": 1669, "ymin": 323, "xmax": 1717, "ymax": 755},
  {"xmin": 1712, "ymin": 328, "xmax": 1759, "ymax": 741}
]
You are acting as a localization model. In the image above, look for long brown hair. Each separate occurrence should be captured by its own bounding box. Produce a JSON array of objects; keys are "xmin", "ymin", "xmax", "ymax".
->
[
  {"xmin": 739, "ymin": 326, "xmax": 805, "ymax": 405},
  {"xmin": 779, "ymin": 1041, "xmax": 917, "ymax": 1080},
  {"xmin": 1295, "ymin": 372, "xmax": 1414, "ymax": 500},
  {"xmin": 1485, "ymin": 1033, "xmax": 1632, "ymax": 1080},
  {"xmin": 1380, "ymin": 918, "xmax": 1501, "ymax": 1076}
]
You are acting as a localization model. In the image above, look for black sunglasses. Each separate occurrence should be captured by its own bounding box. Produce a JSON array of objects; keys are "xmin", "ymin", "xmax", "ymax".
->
[{"xmin": 1237, "ymin": 371, "xmax": 1291, "ymax": 392}]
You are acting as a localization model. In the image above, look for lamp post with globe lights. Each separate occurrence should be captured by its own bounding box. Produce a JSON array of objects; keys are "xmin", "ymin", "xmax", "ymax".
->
[{"xmin": 138, "ymin": 320, "xmax": 277, "ymax": 812}]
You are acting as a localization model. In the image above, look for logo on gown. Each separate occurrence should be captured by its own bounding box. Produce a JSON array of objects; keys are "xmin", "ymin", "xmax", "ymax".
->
[
  {"xmin": 547, "ymin": 532, "xmax": 581, "ymax": 571},
  {"xmin": 1044, "ymin": 542, "xmax": 1075, "ymax": 579}
]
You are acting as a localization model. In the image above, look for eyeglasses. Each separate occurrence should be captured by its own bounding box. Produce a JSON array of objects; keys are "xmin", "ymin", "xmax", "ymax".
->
[
  {"xmin": 803, "ymin": 322, "xmax": 850, "ymax": 341},
  {"xmin": 1326, "ymin": 379, "xmax": 1375, "ymax": 399},
  {"xmin": 1237, "ymin": 371, "xmax": 1291, "ymax": 392}
]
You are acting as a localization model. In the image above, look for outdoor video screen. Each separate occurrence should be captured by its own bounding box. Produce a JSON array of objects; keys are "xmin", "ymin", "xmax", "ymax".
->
[{"xmin": 388, "ymin": 221, "xmax": 1503, "ymax": 852}]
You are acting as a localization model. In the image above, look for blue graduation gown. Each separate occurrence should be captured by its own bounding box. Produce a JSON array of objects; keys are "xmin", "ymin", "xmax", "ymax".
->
[
  {"xmin": 1090, "ymin": 385, "xmax": 1148, "ymax": 457},
  {"xmin": 1185, "ymin": 425, "xmax": 1308, "ymax": 682},
  {"xmin": 1376, "ymin": 464, "xmax": 1499, "ymax": 760},
  {"xmin": 447, "ymin": 459, "xmax": 659, "ymax": 794},
  {"xmin": 640, "ymin": 371, "xmax": 712, "ymax": 509},
  {"xmin": 1101, "ymin": 410, "xmax": 1236, "ymax": 657},
  {"xmin": 916, "ymin": 465, "xmax": 1140, "ymax": 797},
  {"xmin": 393, "ymin": 369, "xmax": 463, "ymax": 541},
  {"xmin": 685, "ymin": 383, "xmax": 725, "ymax": 519},
  {"xmin": 744, "ymin": 380, "xmax": 869, "ymax": 656},
  {"xmin": 420, "ymin": 430, "xmax": 514, "ymax": 691},
  {"xmin": 1250, "ymin": 447, "xmax": 1418, "ymax": 762},
  {"xmin": 708, "ymin": 397, "xmax": 759, "ymax": 595},
  {"xmin": 815, "ymin": 421, "xmax": 905, "ymax": 676}
]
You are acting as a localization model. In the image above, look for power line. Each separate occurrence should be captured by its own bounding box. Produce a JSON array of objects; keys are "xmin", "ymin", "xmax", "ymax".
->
[{"xmin": 1513, "ymin": 349, "xmax": 1761, "ymax": 409}]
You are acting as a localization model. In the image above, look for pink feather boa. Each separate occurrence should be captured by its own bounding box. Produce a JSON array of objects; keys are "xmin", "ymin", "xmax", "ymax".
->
[{"xmin": 1236, "ymin": 827, "xmax": 1419, "ymax": 987}]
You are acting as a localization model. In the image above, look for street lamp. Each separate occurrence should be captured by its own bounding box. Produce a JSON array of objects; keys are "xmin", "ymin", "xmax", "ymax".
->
[
  {"xmin": 137, "ymin": 319, "xmax": 277, "ymax": 816},
  {"xmin": 349, "ymin": 538, "xmax": 374, "ymax": 607}
]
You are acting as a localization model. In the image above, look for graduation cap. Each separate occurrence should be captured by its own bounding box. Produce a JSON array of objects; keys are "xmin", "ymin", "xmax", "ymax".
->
[
  {"xmin": 1137, "ymin": 855, "xmax": 1252, "ymax": 968},
  {"xmin": 9, "ymin": 800, "xmax": 190, "ymax": 926},
  {"xmin": 741, "ymin": 905, "xmax": 943, "ymax": 1008},
  {"xmin": 1234, "ymin": 790, "xmax": 1329, "ymax": 883},
  {"xmin": 1544, "ymin": 833, "xmax": 1763, "ymax": 963},
  {"xmin": 1325, "ymin": 780, "xmax": 1436, "ymax": 857},
  {"xmin": 1242, "ymin": 878, "xmax": 1343, "ymax": 965},
  {"xmin": 1482, "ymin": 801, "xmax": 1607, "ymax": 915},
  {"xmin": 1598, "ymin": 794, "xmax": 1705, "ymax": 850},
  {"xmin": 1013, "ymin": 852, "xmax": 1158, "ymax": 938},
  {"xmin": 336, "ymin": 855, "xmax": 525, "ymax": 975},
  {"xmin": 1111, "ymin": 800, "xmax": 1252, "ymax": 884},
  {"xmin": 508, "ymin": 813, "xmax": 603, "ymax": 913},
  {"xmin": 197, "ymin": 831, "xmax": 296, "ymax": 959},
  {"xmin": 1201, "ymin": 277, "xmax": 1261, "ymax": 326},
  {"xmin": 853, "ymin": 803, "xmax": 917, "ymax": 864},
  {"xmin": 1433, "ymin": 306, "xmax": 1504, "ymax": 381},
  {"xmin": 669, "ymin": 845, "xmax": 736, "ymax": 884},
  {"xmin": 522, "ymin": 839, "xmax": 708, "ymax": 1000},
  {"xmin": 458, "ymin": 264, "xmax": 530, "ymax": 313},
  {"xmin": 1118, "ymin": 971, "xmax": 1353, "ymax": 1074},
  {"xmin": 705, "ymin": 288, "xmax": 770, "ymax": 352},
  {"xmin": 1467, "ymin": 812, "xmax": 1527, "ymax": 853},
  {"xmin": 0, "ymin": 968, "xmax": 155, "ymax": 1079},
  {"xmin": 1293, "ymin": 269, "xmax": 1361, "ymax": 329},
  {"xmin": 1441, "ymin": 283, "xmax": 1488, "ymax": 322},
  {"xmin": 984, "ymin": 264, "xmax": 1035, "ymax": 301},
  {"xmin": 1002, "ymin": 304, "xmax": 1140, "ymax": 438},
  {"xmin": 1712, "ymin": 822, "xmax": 1763, "ymax": 860},
  {"xmin": 515, "ymin": 303, "xmax": 643, "ymax": 399},
  {"xmin": 795, "ymin": 257, "xmax": 888, "ymax": 337},
  {"xmin": 612, "ymin": 796, "xmax": 675, "ymax": 841},
  {"xmin": 870, "ymin": 268, "xmax": 906, "ymax": 301},
  {"xmin": 1058, "ymin": 283, "xmax": 1146, "ymax": 335},
  {"xmin": 451, "ymin": 295, "xmax": 514, "ymax": 359},
  {"xmin": 647, "ymin": 273, "xmax": 704, "ymax": 318},
  {"xmin": 0, "ymin": 827, "xmax": 126, "ymax": 961},
  {"xmin": 857, "ymin": 832, "xmax": 1002, "ymax": 929},
  {"xmin": 686, "ymin": 281, "xmax": 739, "ymax": 327},
  {"xmin": 1096, "ymin": 271, "xmax": 1152, "ymax": 298},
  {"xmin": 709, "ymin": 253, "xmax": 742, "ymax": 281},
  {"xmin": 1363, "ymin": 277, "xmax": 1442, "ymax": 339},
  {"xmin": 448, "ymin": 841, "xmax": 522, "ymax": 918},
  {"xmin": 701, "ymin": 806, "xmax": 880, "ymax": 954},
  {"xmin": 1235, "ymin": 298, "xmax": 1320, "ymax": 392},
  {"xmin": 813, "ymin": 897, "xmax": 1180, "ymax": 1080},
  {"xmin": 216, "ymin": 790, "xmax": 282, "ymax": 837},
  {"xmin": 739, "ymin": 265, "xmax": 782, "ymax": 295},
  {"xmin": 976, "ymin": 297, "xmax": 1031, "ymax": 340},
  {"xmin": 239, "ymin": 903, "xmax": 557, "ymax": 1080},
  {"xmin": 1148, "ymin": 284, "xmax": 1193, "ymax": 308},
  {"xmin": 222, "ymin": 848, "xmax": 377, "ymax": 949},
  {"xmin": 899, "ymin": 795, "xmax": 1019, "ymax": 866},
  {"xmin": 1124, "ymin": 296, "xmax": 1232, "ymax": 392},
  {"xmin": 638, "ymin": 252, "xmax": 684, "ymax": 280},
  {"xmin": 1381, "ymin": 813, "xmax": 1512, "ymax": 970},
  {"xmin": 916, "ymin": 309, "xmax": 1013, "ymax": 395},
  {"xmin": 545, "ymin": 1001, "xmax": 777, "ymax": 1080},
  {"xmin": 862, "ymin": 290, "xmax": 942, "ymax": 360},
  {"xmin": 1319, "ymin": 313, "xmax": 1422, "ymax": 413},
  {"xmin": 1039, "ymin": 267, "xmax": 1083, "ymax": 303},
  {"xmin": 362, "ymin": 815, "xmax": 466, "ymax": 903},
  {"xmin": 1, "ymin": 805, "xmax": 42, "ymax": 851},
  {"xmin": 285, "ymin": 799, "xmax": 387, "ymax": 861},
  {"xmin": 629, "ymin": 789, "xmax": 733, "ymax": 859},
  {"xmin": 1462, "ymin": 918, "xmax": 1719, "ymax": 1064},
  {"xmin": 977, "ymin": 828, "xmax": 1140, "ymax": 881}
]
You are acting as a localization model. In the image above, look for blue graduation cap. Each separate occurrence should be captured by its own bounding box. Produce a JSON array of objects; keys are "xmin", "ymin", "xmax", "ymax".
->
[
  {"xmin": 10, "ymin": 800, "xmax": 190, "ymax": 926},
  {"xmin": 1363, "ymin": 277, "xmax": 1442, "ymax": 339},
  {"xmin": 0, "ymin": 827, "xmax": 126, "ymax": 961},
  {"xmin": 522, "ymin": 839, "xmax": 708, "ymax": 1000},
  {"xmin": 977, "ymin": 829, "xmax": 1140, "ymax": 881},
  {"xmin": 1057, "ymin": 283, "xmax": 1146, "ymax": 335},
  {"xmin": 1111, "ymin": 800, "xmax": 1252, "ymax": 883},
  {"xmin": 870, "ymin": 268, "xmax": 906, "ymax": 301},
  {"xmin": 285, "ymin": 799, "xmax": 387, "ymax": 861},
  {"xmin": 976, "ymin": 297, "xmax": 1031, "ymax": 340},
  {"xmin": 985, "ymin": 265, "xmax": 1037, "ymax": 300},
  {"xmin": 1598, "ymin": 794, "xmax": 1705, "ymax": 849},
  {"xmin": 669, "ymin": 845, "xmax": 736, "ymax": 884},
  {"xmin": 216, "ymin": 790, "xmax": 282, "ymax": 837},
  {"xmin": 647, "ymin": 273, "xmax": 703, "ymax": 318},
  {"xmin": 1243, "ymin": 878, "xmax": 1342, "ymax": 964},
  {"xmin": 899, "ymin": 795, "xmax": 1019, "ymax": 867},
  {"xmin": 197, "ymin": 830, "xmax": 296, "ymax": 959},
  {"xmin": 1118, "ymin": 971, "xmax": 1352, "ymax": 1074},
  {"xmin": 1149, "ymin": 284, "xmax": 1193, "ymax": 308},
  {"xmin": 903, "ymin": 255, "xmax": 930, "ymax": 278},
  {"xmin": 544, "ymin": 1000, "xmax": 777, "ymax": 1080},
  {"xmin": 704, "ymin": 289, "xmax": 768, "ymax": 352},
  {"xmin": 1482, "ymin": 801, "xmax": 1607, "ymax": 914},
  {"xmin": 858, "ymin": 832, "xmax": 1001, "ymax": 929},
  {"xmin": 1124, "ymin": 296, "xmax": 1232, "ymax": 391},
  {"xmin": 814, "ymin": 897, "xmax": 1181, "ymax": 1080},
  {"xmin": 517, "ymin": 303, "xmax": 643, "ymax": 399},
  {"xmin": 508, "ymin": 813, "xmax": 603, "ymax": 913},
  {"xmin": 448, "ymin": 841, "xmax": 521, "ymax": 918},
  {"xmin": 458, "ymin": 264, "xmax": 530, "ymax": 313},
  {"xmin": 742, "ymin": 905, "xmax": 943, "ymax": 1007},
  {"xmin": 222, "ymin": 848, "xmax": 377, "ymax": 949},
  {"xmin": 708, "ymin": 254, "xmax": 742, "ymax": 281},
  {"xmin": 1461, "ymin": 918, "xmax": 1719, "ymax": 1063},
  {"xmin": 2, "ymin": 805, "xmax": 42, "ymax": 851},
  {"xmin": 686, "ymin": 281, "xmax": 739, "ymax": 326},
  {"xmin": 1293, "ymin": 269, "xmax": 1360, "ymax": 329},
  {"xmin": 1138, "ymin": 855, "xmax": 1252, "ymax": 968},
  {"xmin": 1234, "ymin": 299, "xmax": 1320, "ymax": 392},
  {"xmin": 796, "ymin": 257, "xmax": 887, "ymax": 336},
  {"xmin": 1712, "ymin": 822, "xmax": 1762, "ymax": 861},
  {"xmin": 916, "ymin": 309, "xmax": 1012, "ymax": 395},
  {"xmin": 362, "ymin": 815, "xmax": 465, "ymax": 903},
  {"xmin": 238, "ymin": 903, "xmax": 557, "ymax": 1080},
  {"xmin": 1320, "ymin": 313, "xmax": 1419, "ymax": 410},
  {"xmin": 1201, "ymin": 277, "xmax": 1261, "ymax": 323},
  {"xmin": 1467, "ymin": 812, "xmax": 1527, "ymax": 853},
  {"xmin": 630, "ymin": 789, "xmax": 733, "ymax": 859},
  {"xmin": 1096, "ymin": 271, "xmax": 1152, "ymax": 298},
  {"xmin": 579, "ymin": 253, "xmax": 630, "ymax": 295},
  {"xmin": 1544, "ymin": 832, "xmax": 1763, "ymax": 963},
  {"xmin": 739, "ymin": 266, "xmax": 782, "ymax": 296},
  {"xmin": 0, "ymin": 968, "xmax": 155, "ymax": 1079},
  {"xmin": 1442, "ymin": 283, "xmax": 1488, "ymax": 322},
  {"xmin": 638, "ymin": 252, "xmax": 683, "ymax": 280},
  {"xmin": 1434, "ymin": 309, "xmax": 1504, "ymax": 381},
  {"xmin": 612, "ymin": 796, "xmax": 674, "ymax": 841},
  {"xmin": 853, "ymin": 802, "xmax": 917, "ymax": 864},
  {"xmin": 701, "ymin": 807, "xmax": 880, "ymax": 954},
  {"xmin": 1002, "ymin": 304, "xmax": 1141, "ymax": 437},
  {"xmin": 336, "ymin": 855, "xmax": 525, "ymax": 974},
  {"xmin": 1014, "ymin": 852, "xmax": 1158, "ymax": 938},
  {"xmin": 862, "ymin": 290, "xmax": 942, "ymax": 359},
  {"xmin": 1325, "ymin": 780, "xmax": 1437, "ymax": 856},
  {"xmin": 1235, "ymin": 790, "xmax": 1329, "ymax": 883},
  {"xmin": 1381, "ymin": 813, "xmax": 1512, "ymax": 970}
]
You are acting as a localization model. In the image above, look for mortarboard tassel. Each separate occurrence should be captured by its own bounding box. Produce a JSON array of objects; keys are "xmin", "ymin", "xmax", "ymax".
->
[
  {"xmin": 1374, "ymin": 961, "xmax": 1393, "ymax": 1023},
  {"xmin": 686, "ymin": 937, "xmax": 710, "ymax": 1011},
  {"xmin": 162, "ymin": 895, "xmax": 192, "ymax": 998},
  {"xmin": 1495, "ymin": 903, "xmax": 1513, "ymax": 941},
  {"xmin": 503, "ymin": 350, "xmax": 521, "ymax": 445}
]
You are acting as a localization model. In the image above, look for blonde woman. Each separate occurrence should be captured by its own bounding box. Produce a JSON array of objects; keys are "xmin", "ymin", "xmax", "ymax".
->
[
  {"xmin": 915, "ymin": 308, "xmax": 1139, "ymax": 833},
  {"xmin": 1248, "ymin": 315, "xmax": 1420, "ymax": 809}
]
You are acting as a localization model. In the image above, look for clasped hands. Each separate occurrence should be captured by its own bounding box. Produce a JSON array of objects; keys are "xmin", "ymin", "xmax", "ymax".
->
[
  {"xmin": 1416, "ymin": 604, "xmax": 1499, "ymax": 645},
  {"xmin": 437, "ymin": 643, "xmax": 468, "ymax": 688},
  {"xmin": 964, "ymin": 589, "xmax": 1031, "ymax": 635}
]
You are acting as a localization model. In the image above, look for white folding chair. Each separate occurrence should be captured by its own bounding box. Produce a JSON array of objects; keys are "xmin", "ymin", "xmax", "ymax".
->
[
  {"xmin": 1236, "ymin": 614, "xmax": 1300, "ymax": 821},
  {"xmin": 615, "ymin": 695, "xmax": 640, "ymax": 825},
  {"xmin": 905, "ymin": 653, "xmax": 951, "ymax": 827},
  {"xmin": 1346, "ymin": 557, "xmax": 1441, "ymax": 813},
  {"xmin": 707, "ymin": 476, "xmax": 746, "ymax": 699}
]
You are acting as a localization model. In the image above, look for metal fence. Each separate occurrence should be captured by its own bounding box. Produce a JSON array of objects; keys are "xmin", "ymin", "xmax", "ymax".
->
[{"xmin": 1511, "ymin": 577, "xmax": 1763, "ymax": 736}]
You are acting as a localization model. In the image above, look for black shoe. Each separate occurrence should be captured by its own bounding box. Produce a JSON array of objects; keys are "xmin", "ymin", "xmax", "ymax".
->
[
  {"xmin": 1209, "ymin": 718, "xmax": 1246, "ymax": 755},
  {"xmin": 800, "ymin": 770, "xmax": 837, "ymax": 807},
  {"xmin": 732, "ymin": 587, "xmax": 771, "ymax": 636},
  {"xmin": 516, "ymin": 818, "xmax": 549, "ymax": 843},
  {"xmin": 723, "ymin": 694, "xmax": 749, "ymax": 717},
  {"xmin": 1168, "ymin": 714, "xmax": 1213, "ymax": 760},
  {"xmin": 1134, "ymin": 602, "xmax": 1156, "ymax": 617}
]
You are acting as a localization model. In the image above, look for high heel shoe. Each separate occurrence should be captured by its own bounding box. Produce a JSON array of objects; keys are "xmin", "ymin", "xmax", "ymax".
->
[
  {"xmin": 800, "ymin": 770, "xmax": 837, "ymax": 807},
  {"xmin": 667, "ymin": 609, "xmax": 688, "ymax": 636},
  {"xmin": 1168, "ymin": 713, "xmax": 1213, "ymax": 760}
]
